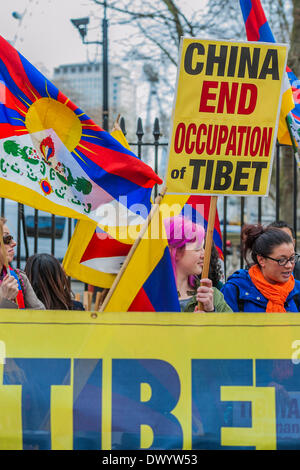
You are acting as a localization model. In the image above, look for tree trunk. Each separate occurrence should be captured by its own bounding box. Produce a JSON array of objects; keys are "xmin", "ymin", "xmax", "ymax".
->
[{"xmin": 280, "ymin": 146, "xmax": 294, "ymax": 224}]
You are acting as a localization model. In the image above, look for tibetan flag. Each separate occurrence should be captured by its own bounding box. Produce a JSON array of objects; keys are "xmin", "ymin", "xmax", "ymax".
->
[
  {"xmin": 0, "ymin": 35, "xmax": 162, "ymax": 228},
  {"xmin": 102, "ymin": 206, "xmax": 180, "ymax": 312},
  {"xmin": 63, "ymin": 127, "xmax": 146, "ymax": 287},
  {"xmin": 63, "ymin": 194, "xmax": 223, "ymax": 289},
  {"xmin": 287, "ymin": 66, "xmax": 300, "ymax": 125},
  {"xmin": 63, "ymin": 128, "xmax": 222, "ymax": 290},
  {"xmin": 239, "ymin": 0, "xmax": 295, "ymax": 145}
]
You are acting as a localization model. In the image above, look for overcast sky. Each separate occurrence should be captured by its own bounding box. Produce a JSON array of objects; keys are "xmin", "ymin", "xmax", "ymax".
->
[
  {"xmin": 0, "ymin": 0, "xmax": 115, "ymax": 75},
  {"xmin": 0, "ymin": 0, "xmax": 205, "ymax": 75},
  {"xmin": 0, "ymin": 0, "xmax": 207, "ymax": 127}
]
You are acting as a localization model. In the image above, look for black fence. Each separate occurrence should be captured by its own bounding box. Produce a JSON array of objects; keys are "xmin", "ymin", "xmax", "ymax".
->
[{"xmin": 0, "ymin": 117, "xmax": 298, "ymax": 281}]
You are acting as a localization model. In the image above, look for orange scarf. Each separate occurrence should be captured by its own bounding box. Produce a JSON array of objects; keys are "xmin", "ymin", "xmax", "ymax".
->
[{"xmin": 248, "ymin": 264, "xmax": 295, "ymax": 312}]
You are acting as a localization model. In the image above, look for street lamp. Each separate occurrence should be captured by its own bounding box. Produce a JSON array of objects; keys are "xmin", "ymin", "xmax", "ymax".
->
[
  {"xmin": 70, "ymin": 17, "xmax": 89, "ymax": 41},
  {"xmin": 71, "ymin": 2, "xmax": 109, "ymax": 131}
]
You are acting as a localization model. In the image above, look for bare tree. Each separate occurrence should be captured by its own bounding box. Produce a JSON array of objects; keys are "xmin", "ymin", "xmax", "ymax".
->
[
  {"xmin": 90, "ymin": 1, "xmax": 293, "ymax": 119},
  {"xmin": 91, "ymin": 0, "xmax": 292, "ymax": 64},
  {"xmin": 90, "ymin": 0, "xmax": 299, "ymax": 222},
  {"xmin": 288, "ymin": 0, "xmax": 300, "ymax": 80}
]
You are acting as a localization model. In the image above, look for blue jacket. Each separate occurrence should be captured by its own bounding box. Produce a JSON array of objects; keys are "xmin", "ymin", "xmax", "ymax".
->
[{"xmin": 221, "ymin": 269, "xmax": 300, "ymax": 312}]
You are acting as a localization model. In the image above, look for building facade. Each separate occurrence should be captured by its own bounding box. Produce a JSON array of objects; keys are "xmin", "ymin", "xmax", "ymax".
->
[{"xmin": 53, "ymin": 62, "xmax": 137, "ymax": 136}]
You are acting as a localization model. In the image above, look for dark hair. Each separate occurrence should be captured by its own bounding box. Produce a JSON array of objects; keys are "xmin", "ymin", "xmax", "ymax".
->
[
  {"xmin": 242, "ymin": 224, "xmax": 294, "ymax": 266},
  {"xmin": 25, "ymin": 253, "xmax": 73, "ymax": 310},
  {"xmin": 208, "ymin": 242, "xmax": 223, "ymax": 287},
  {"xmin": 268, "ymin": 220, "xmax": 295, "ymax": 239}
]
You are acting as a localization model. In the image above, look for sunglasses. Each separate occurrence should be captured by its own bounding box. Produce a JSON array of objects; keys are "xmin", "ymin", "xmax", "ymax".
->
[{"xmin": 3, "ymin": 234, "xmax": 14, "ymax": 245}]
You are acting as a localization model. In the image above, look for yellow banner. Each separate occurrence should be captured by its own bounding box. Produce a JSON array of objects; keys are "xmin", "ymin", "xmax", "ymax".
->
[
  {"xmin": 1, "ymin": 310, "xmax": 300, "ymax": 450},
  {"xmin": 166, "ymin": 38, "xmax": 288, "ymax": 196}
]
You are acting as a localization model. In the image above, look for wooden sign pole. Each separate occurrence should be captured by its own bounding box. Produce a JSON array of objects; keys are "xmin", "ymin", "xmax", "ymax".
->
[{"xmin": 198, "ymin": 196, "xmax": 218, "ymax": 311}]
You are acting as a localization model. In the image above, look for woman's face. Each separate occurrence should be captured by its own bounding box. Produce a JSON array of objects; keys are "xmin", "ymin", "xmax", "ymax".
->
[
  {"xmin": 1, "ymin": 225, "xmax": 16, "ymax": 265},
  {"xmin": 257, "ymin": 242, "xmax": 296, "ymax": 284},
  {"xmin": 176, "ymin": 239, "xmax": 205, "ymax": 277}
]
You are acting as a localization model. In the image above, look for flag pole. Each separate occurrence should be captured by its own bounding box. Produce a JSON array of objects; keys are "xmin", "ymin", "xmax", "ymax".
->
[
  {"xmin": 100, "ymin": 185, "xmax": 167, "ymax": 312},
  {"xmin": 198, "ymin": 195, "xmax": 218, "ymax": 311}
]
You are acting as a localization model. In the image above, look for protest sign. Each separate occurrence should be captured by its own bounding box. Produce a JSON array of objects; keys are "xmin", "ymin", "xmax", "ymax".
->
[
  {"xmin": 0, "ymin": 310, "xmax": 300, "ymax": 450},
  {"xmin": 166, "ymin": 38, "xmax": 288, "ymax": 196}
]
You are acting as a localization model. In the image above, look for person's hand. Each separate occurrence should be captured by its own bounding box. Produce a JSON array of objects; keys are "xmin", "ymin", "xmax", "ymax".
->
[
  {"xmin": 0, "ymin": 274, "xmax": 18, "ymax": 301},
  {"xmin": 195, "ymin": 278, "xmax": 214, "ymax": 312}
]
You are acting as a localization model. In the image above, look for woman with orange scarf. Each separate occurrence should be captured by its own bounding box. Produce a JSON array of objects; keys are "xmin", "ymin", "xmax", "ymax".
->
[
  {"xmin": 221, "ymin": 224, "xmax": 300, "ymax": 312},
  {"xmin": 0, "ymin": 217, "xmax": 45, "ymax": 309}
]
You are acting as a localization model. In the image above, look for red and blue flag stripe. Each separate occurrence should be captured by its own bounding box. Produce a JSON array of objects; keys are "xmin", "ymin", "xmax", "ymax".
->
[
  {"xmin": 128, "ymin": 246, "xmax": 180, "ymax": 312},
  {"xmin": 239, "ymin": 0, "xmax": 275, "ymax": 42},
  {"xmin": 239, "ymin": 0, "xmax": 300, "ymax": 144}
]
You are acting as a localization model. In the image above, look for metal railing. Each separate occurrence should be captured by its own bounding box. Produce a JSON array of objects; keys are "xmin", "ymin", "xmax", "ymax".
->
[{"xmin": 0, "ymin": 118, "xmax": 298, "ymax": 282}]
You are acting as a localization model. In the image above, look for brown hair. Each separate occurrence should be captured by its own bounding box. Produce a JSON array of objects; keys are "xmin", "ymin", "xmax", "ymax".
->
[{"xmin": 25, "ymin": 253, "xmax": 73, "ymax": 309}]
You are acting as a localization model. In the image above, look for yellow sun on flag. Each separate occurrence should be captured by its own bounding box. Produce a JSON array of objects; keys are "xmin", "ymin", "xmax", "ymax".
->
[{"xmin": 25, "ymin": 97, "xmax": 82, "ymax": 153}]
